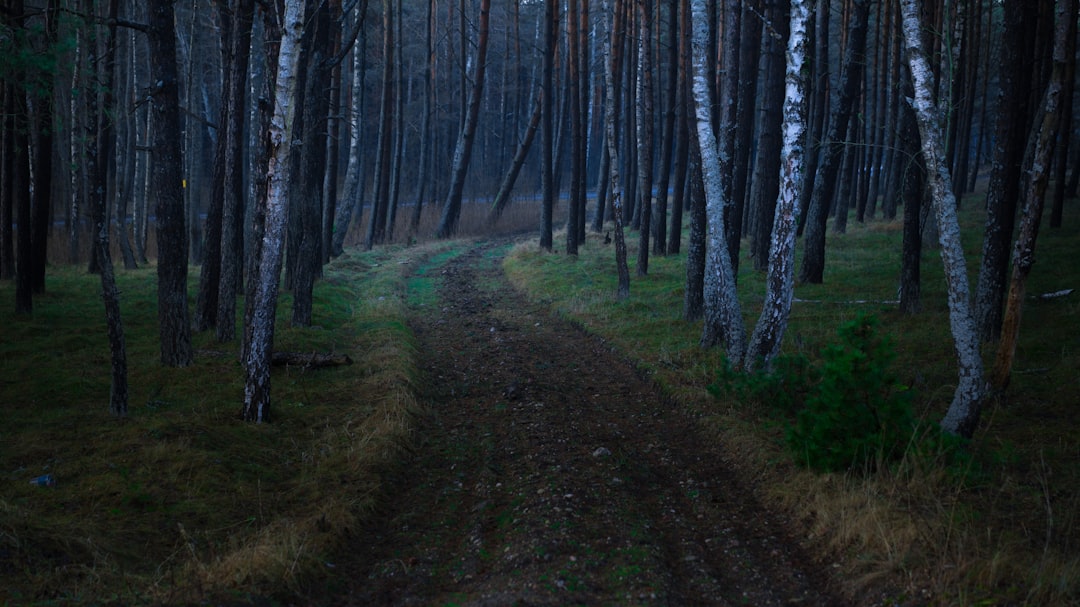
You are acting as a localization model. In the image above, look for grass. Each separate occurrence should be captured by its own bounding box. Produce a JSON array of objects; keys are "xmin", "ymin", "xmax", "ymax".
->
[
  {"xmin": 0, "ymin": 241, "xmax": 463, "ymax": 604},
  {"xmin": 503, "ymin": 201, "xmax": 1080, "ymax": 606}
]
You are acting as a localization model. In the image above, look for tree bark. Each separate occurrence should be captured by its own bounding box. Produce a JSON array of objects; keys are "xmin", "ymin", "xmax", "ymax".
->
[
  {"xmin": 900, "ymin": 0, "xmax": 986, "ymax": 439},
  {"xmin": 745, "ymin": 0, "xmax": 810, "ymax": 370},
  {"xmin": 488, "ymin": 96, "xmax": 543, "ymax": 226},
  {"xmin": 242, "ymin": 0, "xmax": 305, "ymax": 423},
  {"xmin": 539, "ymin": 0, "xmax": 558, "ymax": 250},
  {"xmin": 436, "ymin": 0, "xmax": 492, "ymax": 239},
  {"xmin": 991, "ymin": 0, "xmax": 1075, "ymax": 391},
  {"xmin": 331, "ymin": 0, "xmax": 369, "ymax": 256},
  {"xmin": 634, "ymin": 0, "xmax": 654, "ymax": 275},
  {"xmin": 148, "ymin": 0, "xmax": 194, "ymax": 367},
  {"xmin": 799, "ymin": 0, "xmax": 870, "ymax": 284},
  {"xmin": 974, "ymin": 0, "xmax": 1038, "ymax": 341},
  {"xmin": 691, "ymin": 0, "xmax": 745, "ymax": 363},
  {"xmin": 603, "ymin": 0, "xmax": 631, "ymax": 299},
  {"xmin": 216, "ymin": 0, "xmax": 255, "ymax": 342}
]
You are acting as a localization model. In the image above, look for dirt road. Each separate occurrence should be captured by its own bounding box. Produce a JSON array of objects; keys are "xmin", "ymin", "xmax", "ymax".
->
[{"xmin": 321, "ymin": 240, "xmax": 845, "ymax": 605}]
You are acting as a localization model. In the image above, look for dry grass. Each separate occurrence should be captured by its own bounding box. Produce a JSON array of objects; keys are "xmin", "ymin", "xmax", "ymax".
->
[{"xmin": 0, "ymin": 240, "xmax": 456, "ymax": 603}]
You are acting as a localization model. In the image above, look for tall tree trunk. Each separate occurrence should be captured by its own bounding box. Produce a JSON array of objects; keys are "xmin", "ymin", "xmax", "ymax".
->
[
  {"xmin": 365, "ymin": 0, "xmax": 394, "ymax": 248},
  {"xmin": 799, "ymin": 0, "xmax": 870, "ymax": 284},
  {"xmin": 898, "ymin": 62, "xmax": 924, "ymax": 315},
  {"xmin": 991, "ymin": 0, "xmax": 1075, "ymax": 390},
  {"xmin": 717, "ymin": 0, "xmax": 741, "ymax": 267},
  {"xmin": 216, "ymin": 0, "xmax": 255, "ymax": 342},
  {"xmin": 436, "ymin": 0, "xmax": 492, "ymax": 238},
  {"xmin": 148, "ymin": 0, "xmax": 193, "ymax": 367},
  {"xmin": 567, "ymin": 0, "xmax": 584, "ymax": 255},
  {"xmin": 748, "ymin": 0, "xmax": 789, "ymax": 273},
  {"xmin": 539, "ymin": 0, "xmax": 558, "ymax": 250},
  {"xmin": 635, "ymin": 0, "xmax": 654, "ymax": 275},
  {"xmin": 1049, "ymin": 0, "xmax": 1077, "ymax": 229},
  {"xmin": 488, "ymin": 96, "xmax": 543, "ymax": 226},
  {"xmin": 292, "ymin": 0, "xmax": 334, "ymax": 327},
  {"xmin": 28, "ymin": 0, "xmax": 58, "ymax": 296},
  {"xmin": 603, "ymin": 0, "xmax": 631, "ymax": 299},
  {"xmin": 410, "ymin": 0, "xmax": 433, "ymax": 233},
  {"xmin": 974, "ymin": 0, "xmax": 1038, "ymax": 341},
  {"xmin": 331, "ymin": 0, "xmax": 369, "ymax": 255},
  {"xmin": 651, "ymin": 0, "xmax": 677, "ymax": 256},
  {"xmin": 89, "ymin": 0, "xmax": 128, "ymax": 416},
  {"xmin": 666, "ymin": 11, "xmax": 690, "ymax": 256},
  {"xmin": 691, "ymin": 0, "xmax": 745, "ymax": 363},
  {"xmin": 745, "ymin": 0, "xmax": 810, "ymax": 370},
  {"xmin": 900, "ymin": 0, "xmax": 985, "ymax": 439},
  {"xmin": 242, "ymin": 0, "xmax": 304, "ymax": 423}
]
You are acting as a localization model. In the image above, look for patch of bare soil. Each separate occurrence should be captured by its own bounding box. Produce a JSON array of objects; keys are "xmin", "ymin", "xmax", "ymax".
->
[{"xmin": 317, "ymin": 239, "xmax": 847, "ymax": 605}]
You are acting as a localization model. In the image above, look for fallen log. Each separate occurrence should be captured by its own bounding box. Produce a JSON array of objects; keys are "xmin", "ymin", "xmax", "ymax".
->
[{"xmin": 271, "ymin": 351, "xmax": 353, "ymax": 369}]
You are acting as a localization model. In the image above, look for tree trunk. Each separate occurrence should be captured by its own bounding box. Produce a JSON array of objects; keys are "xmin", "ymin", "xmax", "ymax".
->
[
  {"xmin": 539, "ymin": 0, "xmax": 558, "ymax": 250},
  {"xmin": 748, "ymin": 0, "xmax": 789, "ymax": 273},
  {"xmin": 634, "ymin": 0, "xmax": 654, "ymax": 275},
  {"xmin": 1049, "ymin": 0, "xmax": 1077, "ymax": 229},
  {"xmin": 898, "ymin": 63, "xmax": 924, "ymax": 315},
  {"xmin": 28, "ymin": 0, "xmax": 58, "ymax": 296},
  {"xmin": 900, "ymin": 0, "xmax": 986, "ymax": 439},
  {"xmin": 974, "ymin": 0, "xmax": 1038, "ymax": 342},
  {"xmin": 488, "ymin": 96, "xmax": 543, "ymax": 226},
  {"xmin": 683, "ymin": 143, "xmax": 706, "ymax": 320},
  {"xmin": 292, "ymin": 0, "xmax": 335, "ymax": 327},
  {"xmin": 667, "ymin": 0, "xmax": 691, "ymax": 255},
  {"xmin": 651, "ymin": 0, "xmax": 677, "ymax": 256},
  {"xmin": 567, "ymin": 0, "xmax": 584, "ymax": 255},
  {"xmin": 991, "ymin": 0, "xmax": 1075, "ymax": 391},
  {"xmin": 216, "ymin": 0, "xmax": 255, "ymax": 342},
  {"xmin": 89, "ymin": 0, "xmax": 128, "ymax": 416},
  {"xmin": 365, "ymin": 0, "xmax": 394, "ymax": 249},
  {"xmin": 691, "ymin": 0, "xmax": 745, "ymax": 363},
  {"xmin": 603, "ymin": 0, "xmax": 631, "ymax": 299},
  {"xmin": 410, "ymin": 0, "xmax": 433, "ymax": 233},
  {"xmin": 242, "ymin": 0, "xmax": 305, "ymax": 423},
  {"xmin": 148, "ymin": 0, "xmax": 193, "ymax": 367},
  {"xmin": 436, "ymin": 0, "xmax": 492, "ymax": 239},
  {"xmin": 331, "ymin": 0, "xmax": 369, "ymax": 256},
  {"xmin": 745, "ymin": 0, "xmax": 810, "ymax": 370},
  {"xmin": 799, "ymin": 0, "xmax": 869, "ymax": 284}
]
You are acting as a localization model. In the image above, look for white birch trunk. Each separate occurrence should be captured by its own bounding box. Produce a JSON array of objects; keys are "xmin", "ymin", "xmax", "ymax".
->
[
  {"xmin": 690, "ymin": 0, "xmax": 745, "ymax": 364},
  {"xmin": 899, "ymin": 0, "xmax": 986, "ymax": 438},
  {"xmin": 745, "ymin": 0, "xmax": 810, "ymax": 370},
  {"xmin": 242, "ymin": 0, "xmax": 305, "ymax": 423}
]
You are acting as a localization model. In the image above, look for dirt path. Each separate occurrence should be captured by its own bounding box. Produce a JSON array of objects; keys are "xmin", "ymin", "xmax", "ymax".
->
[{"xmin": 320, "ymin": 239, "xmax": 846, "ymax": 606}]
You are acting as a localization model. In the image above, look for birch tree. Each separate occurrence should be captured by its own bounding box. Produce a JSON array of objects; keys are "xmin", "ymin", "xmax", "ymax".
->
[
  {"xmin": 602, "ymin": 0, "xmax": 631, "ymax": 299},
  {"xmin": 690, "ymin": 0, "xmax": 744, "ymax": 363},
  {"xmin": 744, "ymin": 0, "xmax": 810, "ymax": 369},
  {"xmin": 241, "ymin": 0, "xmax": 305, "ymax": 423},
  {"xmin": 899, "ymin": 0, "xmax": 985, "ymax": 438}
]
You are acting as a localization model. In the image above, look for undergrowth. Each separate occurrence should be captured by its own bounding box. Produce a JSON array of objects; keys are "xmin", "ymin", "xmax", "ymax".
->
[
  {"xmin": 504, "ymin": 204, "xmax": 1080, "ymax": 606},
  {"xmin": 0, "ymin": 241, "xmax": 457, "ymax": 603}
]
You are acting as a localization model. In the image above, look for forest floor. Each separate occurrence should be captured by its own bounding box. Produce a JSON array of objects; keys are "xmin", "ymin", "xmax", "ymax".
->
[{"xmin": 309, "ymin": 239, "xmax": 848, "ymax": 606}]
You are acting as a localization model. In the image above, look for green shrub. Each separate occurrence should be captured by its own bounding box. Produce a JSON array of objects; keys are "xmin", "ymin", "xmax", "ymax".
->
[
  {"xmin": 708, "ymin": 352, "xmax": 818, "ymax": 417},
  {"xmin": 786, "ymin": 314, "xmax": 916, "ymax": 473}
]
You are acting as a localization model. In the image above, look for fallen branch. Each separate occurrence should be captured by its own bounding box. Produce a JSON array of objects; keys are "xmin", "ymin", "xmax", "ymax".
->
[{"xmin": 271, "ymin": 351, "xmax": 353, "ymax": 369}]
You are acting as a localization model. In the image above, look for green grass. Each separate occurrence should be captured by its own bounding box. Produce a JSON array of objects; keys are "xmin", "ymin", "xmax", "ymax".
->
[
  {"xmin": 0, "ymin": 243, "xmax": 451, "ymax": 604},
  {"xmin": 504, "ymin": 203, "xmax": 1080, "ymax": 605}
]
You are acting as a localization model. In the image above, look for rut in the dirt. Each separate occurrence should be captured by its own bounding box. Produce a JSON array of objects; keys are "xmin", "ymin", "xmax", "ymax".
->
[{"xmin": 323, "ymin": 240, "xmax": 846, "ymax": 606}]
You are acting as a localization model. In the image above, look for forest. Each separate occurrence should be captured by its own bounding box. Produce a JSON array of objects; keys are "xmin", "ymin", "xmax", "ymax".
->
[{"xmin": 2, "ymin": 0, "xmax": 1079, "ymax": 603}]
